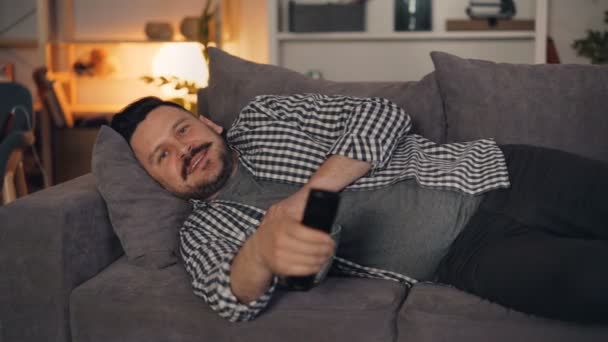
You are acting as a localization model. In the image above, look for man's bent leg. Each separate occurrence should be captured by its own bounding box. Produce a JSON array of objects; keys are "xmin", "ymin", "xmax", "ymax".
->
[
  {"xmin": 437, "ymin": 144, "xmax": 608, "ymax": 324},
  {"xmin": 436, "ymin": 209, "xmax": 608, "ymax": 324},
  {"xmin": 482, "ymin": 144, "xmax": 608, "ymax": 239}
]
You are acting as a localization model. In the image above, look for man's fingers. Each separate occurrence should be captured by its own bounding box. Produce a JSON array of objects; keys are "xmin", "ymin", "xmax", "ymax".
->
[
  {"xmin": 284, "ymin": 223, "xmax": 334, "ymax": 245},
  {"xmin": 279, "ymin": 252, "xmax": 328, "ymax": 268},
  {"xmin": 280, "ymin": 264, "xmax": 319, "ymax": 277},
  {"xmin": 275, "ymin": 254, "xmax": 330, "ymax": 276},
  {"xmin": 277, "ymin": 232, "xmax": 334, "ymax": 255}
]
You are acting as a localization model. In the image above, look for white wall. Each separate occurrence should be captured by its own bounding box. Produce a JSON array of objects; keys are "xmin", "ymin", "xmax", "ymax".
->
[
  {"xmin": 0, "ymin": 0, "xmax": 39, "ymax": 90},
  {"xmin": 230, "ymin": 0, "xmax": 269, "ymax": 63},
  {"xmin": 0, "ymin": 0, "xmax": 38, "ymax": 38},
  {"xmin": 549, "ymin": 0, "xmax": 608, "ymax": 64},
  {"xmin": 282, "ymin": 39, "xmax": 534, "ymax": 82}
]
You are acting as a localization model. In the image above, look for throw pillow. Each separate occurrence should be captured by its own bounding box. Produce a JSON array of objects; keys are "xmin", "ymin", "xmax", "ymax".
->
[
  {"xmin": 205, "ymin": 47, "xmax": 447, "ymax": 143},
  {"xmin": 92, "ymin": 126, "xmax": 191, "ymax": 269},
  {"xmin": 431, "ymin": 51, "xmax": 608, "ymax": 163}
]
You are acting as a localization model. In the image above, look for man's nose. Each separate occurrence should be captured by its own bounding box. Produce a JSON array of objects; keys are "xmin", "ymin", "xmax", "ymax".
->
[{"xmin": 179, "ymin": 144, "xmax": 192, "ymax": 159}]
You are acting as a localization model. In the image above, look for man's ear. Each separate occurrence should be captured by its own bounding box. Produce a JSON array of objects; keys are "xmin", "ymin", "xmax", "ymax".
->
[{"xmin": 199, "ymin": 115, "xmax": 224, "ymax": 135}]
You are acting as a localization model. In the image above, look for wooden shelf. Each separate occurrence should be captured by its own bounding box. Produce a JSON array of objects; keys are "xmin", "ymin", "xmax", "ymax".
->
[
  {"xmin": 277, "ymin": 31, "xmax": 535, "ymax": 41},
  {"xmin": 51, "ymin": 39, "xmax": 202, "ymax": 45},
  {"xmin": 71, "ymin": 103, "xmax": 123, "ymax": 114},
  {"xmin": 446, "ymin": 19, "xmax": 535, "ymax": 31},
  {"xmin": 0, "ymin": 38, "xmax": 38, "ymax": 49},
  {"xmin": 48, "ymin": 71, "xmax": 72, "ymax": 82}
]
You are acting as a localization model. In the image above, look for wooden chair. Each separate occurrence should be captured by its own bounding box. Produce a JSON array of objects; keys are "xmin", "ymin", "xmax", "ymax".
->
[
  {"xmin": 1, "ymin": 130, "xmax": 35, "ymax": 204},
  {"xmin": 0, "ymin": 82, "xmax": 36, "ymax": 204},
  {"xmin": 32, "ymin": 67, "xmax": 106, "ymax": 185}
]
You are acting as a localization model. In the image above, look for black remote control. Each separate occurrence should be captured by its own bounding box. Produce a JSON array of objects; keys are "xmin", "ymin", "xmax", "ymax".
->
[{"xmin": 284, "ymin": 189, "xmax": 340, "ymax": 291}]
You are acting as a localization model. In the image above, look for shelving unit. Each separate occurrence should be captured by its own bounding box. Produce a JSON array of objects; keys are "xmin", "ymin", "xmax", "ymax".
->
[
  {"xmin": 58, "ymin": 39, "xmax": 202, "ymax": 44},
  {"xmin": 39, "ymin": 0, "xmax": 238, "ymax": 118},
  {"xmin": 27, "ymin": 0, "xmax": 231, "ymax": 186},
  {"xmin": 0, "ymin": 38, "xmax": 38, "ymax": 49},
  {"xmin": 267, "ymin": 0, "xmax": 549, "ymax": 82},
  {"xmin": 276, "ymin": 31, "xmax": 537, "ymax": 41}
]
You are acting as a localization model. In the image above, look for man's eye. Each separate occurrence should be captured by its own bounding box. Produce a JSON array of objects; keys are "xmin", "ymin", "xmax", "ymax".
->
[
  {"xmin": 178, "ymin": 125, "xmax": 189, "ymax": 135},
  {"xmin": 158, "ymin": 151, "xmax": 168, "ymax": 162}
]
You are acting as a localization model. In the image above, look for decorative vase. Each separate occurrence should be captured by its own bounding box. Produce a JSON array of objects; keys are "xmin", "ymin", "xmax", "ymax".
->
[
  {"xmin": 145, "ymin": 22, "xmax": 174, "ymax": 41},
  {"xmin": 180, "ymin": 17, "xmax": 200, "ymax": 41},
  {"xmin": 395, "ymin": 0, "xmax": 432, "ymax": 31}
]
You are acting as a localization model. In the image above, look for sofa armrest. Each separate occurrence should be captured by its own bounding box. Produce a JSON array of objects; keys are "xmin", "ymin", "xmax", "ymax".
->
[{"xmin": 0, "ymin": 174, "xmax": 124, "ymax": 342}]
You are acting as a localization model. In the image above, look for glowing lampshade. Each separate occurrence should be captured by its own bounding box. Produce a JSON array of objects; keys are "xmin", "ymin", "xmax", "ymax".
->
[{"xmin": 152, "ymin": 42, "xmax": 208, "ymax": 98}]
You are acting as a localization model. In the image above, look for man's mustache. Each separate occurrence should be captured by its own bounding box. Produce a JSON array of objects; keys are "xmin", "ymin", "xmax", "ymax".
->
[{"xmin": 182, "ymin": 142, "xmax": 212, "ymax": 180}]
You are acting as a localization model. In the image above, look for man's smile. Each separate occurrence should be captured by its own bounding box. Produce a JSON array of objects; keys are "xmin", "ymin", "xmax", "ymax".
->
[
  {"xmin": 183, "ymin": 143, "xmax": 212, "ymax": 180},
  {"xmin": 188, "ymin": 148, "xmax": 208, "ymax": 175}
]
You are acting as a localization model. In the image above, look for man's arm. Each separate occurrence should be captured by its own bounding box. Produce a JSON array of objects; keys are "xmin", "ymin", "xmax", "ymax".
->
[
  {"xmin": 180, "ymin": 206, "xmax": 280, "ymax": 323},
  {"xmin": 229, "ymin": 94, "xmax": 412, "ymax": 182},
  {"xmin": 228, "ymin": 94, "xmax": 409, "ymax": 308},
  {"xmin": 307, "ymin": 154, "xmax": 372, "ymax": 192},
  {"xmin": 182, "ymin": 155, "xmax": 370, "ymax": 319}
]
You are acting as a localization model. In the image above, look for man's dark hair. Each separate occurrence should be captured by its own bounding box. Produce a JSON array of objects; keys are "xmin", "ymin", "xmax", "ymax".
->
[{"xmin": 110, "ymin": 96, "xmax": 186, "ymax": 144}]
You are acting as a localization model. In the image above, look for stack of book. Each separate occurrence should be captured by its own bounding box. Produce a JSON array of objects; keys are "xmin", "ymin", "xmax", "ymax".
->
[{"xmin": 466, "ymin": 0, "xmax": 516, "ymax": 20}]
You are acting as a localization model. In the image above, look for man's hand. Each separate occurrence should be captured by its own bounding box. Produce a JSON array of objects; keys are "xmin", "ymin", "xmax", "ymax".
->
[
  {"xmin": 230, "ymin": 154, "xmax": 368, "ymax": 304},
  {"xmin": 251, "ymin": 202, "xmax": 336, "ymax": 277},
  {"xmin": 230, "ymin": 200, "xmax": 335, "ymax": 304}
]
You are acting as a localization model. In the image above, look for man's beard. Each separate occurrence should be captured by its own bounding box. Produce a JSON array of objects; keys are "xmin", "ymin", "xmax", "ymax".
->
[{"xmin": 180, "ymin": 139, "xmax": 234, "ymax": 200}]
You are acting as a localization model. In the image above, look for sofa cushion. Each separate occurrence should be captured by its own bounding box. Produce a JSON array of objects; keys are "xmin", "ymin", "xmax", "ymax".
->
[
  {"xmin": 205, "ymin": 47, "xmax": 446, "ymax": 143},
  {"xmin": 397, "ymin": 283, "xmax": 608, "ymax": 342},
  {"xmin": 70, "ymin": 257, "xmax": 408, "ymax": 342},
  {"xmin": 431, "ymin": 51, "xmax": 608, "ymax": 163},
  {"xmin": 92, "ymin": 126, "xmax": 191, "ymax": 269}
]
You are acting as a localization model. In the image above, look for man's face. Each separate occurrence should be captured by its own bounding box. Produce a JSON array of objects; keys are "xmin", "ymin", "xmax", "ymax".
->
[{"xmin": 130, "ymin": 106, "xmax": 234, "ymax": 200}]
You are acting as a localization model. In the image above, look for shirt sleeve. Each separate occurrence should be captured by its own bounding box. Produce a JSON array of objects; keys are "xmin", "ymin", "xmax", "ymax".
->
[
  {"xmin": 179, "ymin": 204, "xmax": 278, "ymax": 322},
  {"xmin": 230, "ymin": 94, "xmax": 412, "ymax": 174}
]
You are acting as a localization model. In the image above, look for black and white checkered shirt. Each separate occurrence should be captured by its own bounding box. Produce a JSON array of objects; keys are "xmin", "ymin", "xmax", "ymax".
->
[{"xmin": 180, "ymin": 94, "xmax": 510, "ymax": 322}]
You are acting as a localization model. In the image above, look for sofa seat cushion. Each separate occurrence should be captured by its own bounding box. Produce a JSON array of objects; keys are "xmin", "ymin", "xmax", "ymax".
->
[
  {"xmin": 70, "ymin": 257, "xmax": 407, "ymax": 342},
  {"xmin": 397, "ymin": 283, "xmax": 608, "ymax": 342}
]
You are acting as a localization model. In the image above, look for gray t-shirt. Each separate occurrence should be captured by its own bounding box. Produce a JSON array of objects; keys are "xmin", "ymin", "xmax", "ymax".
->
[{"xmin": 216, "ymin": 161, "xmax": 483, "ymax": 280}]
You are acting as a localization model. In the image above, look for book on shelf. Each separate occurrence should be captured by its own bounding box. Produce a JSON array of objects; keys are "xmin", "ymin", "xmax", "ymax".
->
[
  {"xmin": 466, "ymin": 0, "xmax": 516, "ymax": 19},
  {"xmin": 467, "ymin": 7, "xmax": 502, "ymax": 16},
  {"xmin": 470, "ymin": 1, "xmax": 502, "ymax": 5},
  {"xmin": 446, "ymin": 19, "xmax": 534, "ymax": 31},
  {"xmin": 32, "ymin": 68, "xmax": 74, "ymax": 128}
]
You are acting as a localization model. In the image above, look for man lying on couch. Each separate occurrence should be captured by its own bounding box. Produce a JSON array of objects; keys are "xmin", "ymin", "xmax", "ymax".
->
[{"xmin": 110, "ymin": 94, "xmax": 608, "ymax": 324}]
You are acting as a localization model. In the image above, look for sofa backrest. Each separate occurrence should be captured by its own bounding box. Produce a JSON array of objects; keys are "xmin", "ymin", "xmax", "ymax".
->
[
  {"xmin": 199, "ymin": 47, "xmax": 447, "ymax": 144},
  {"xmin": 432, "ymin": 51, "xmax": 608, "ymax": 163},
  {"xmin": 199, "ymin": 48, "xmax": 608, "ymax": 164}
]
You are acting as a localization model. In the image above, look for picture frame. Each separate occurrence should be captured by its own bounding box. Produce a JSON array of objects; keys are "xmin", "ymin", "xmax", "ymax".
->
[{"xmin": 0, "ymin": 62, "xmax": 15, "ymax": 81}]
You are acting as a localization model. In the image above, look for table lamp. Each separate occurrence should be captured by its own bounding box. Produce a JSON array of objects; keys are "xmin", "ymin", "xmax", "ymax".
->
[{"xmin": 151, "ymin": 42, "xmax": 208, "ymax": 111}]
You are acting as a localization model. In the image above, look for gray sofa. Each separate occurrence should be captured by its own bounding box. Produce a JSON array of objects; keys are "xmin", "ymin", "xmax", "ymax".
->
[{"xmin": 2, "ymin": 49, "xmax": 608, "ymax": 342}]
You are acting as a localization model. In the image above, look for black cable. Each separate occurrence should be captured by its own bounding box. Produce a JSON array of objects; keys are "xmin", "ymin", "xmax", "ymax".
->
[
  {"xmin": 10, "ymin": 105, "xmax": 48, "ymax": 185},
  {"xmin": 0, "ymin": 8, "xmax": 36, "ymax": 36}
]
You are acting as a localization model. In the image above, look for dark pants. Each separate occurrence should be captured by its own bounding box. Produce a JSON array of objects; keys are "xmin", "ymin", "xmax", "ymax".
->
[{"xmin": 436, "ymin": 145, "xmax": 608, "ymax": 325}]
